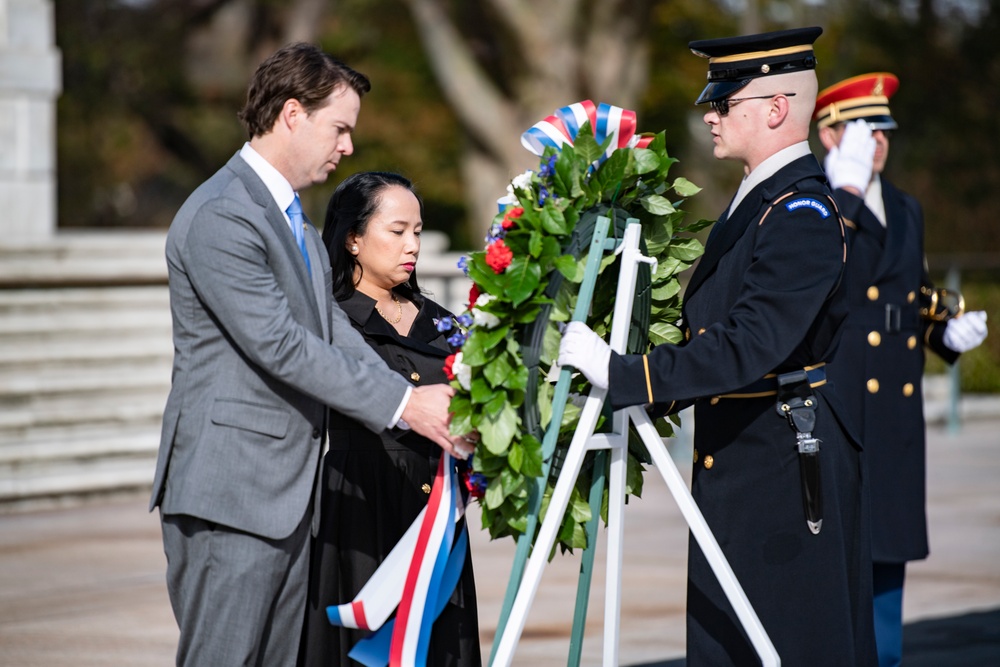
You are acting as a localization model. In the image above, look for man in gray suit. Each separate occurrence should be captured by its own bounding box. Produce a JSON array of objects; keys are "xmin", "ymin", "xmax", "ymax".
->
[{"xmin": 149, "ymin": 43, "xmax": 468, "ymax": 666}]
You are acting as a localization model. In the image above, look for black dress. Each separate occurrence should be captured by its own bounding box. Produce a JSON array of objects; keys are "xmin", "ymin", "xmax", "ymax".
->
[{"xmin": 299, "ymin": 287, "xmax": 481, "ymax": 667}]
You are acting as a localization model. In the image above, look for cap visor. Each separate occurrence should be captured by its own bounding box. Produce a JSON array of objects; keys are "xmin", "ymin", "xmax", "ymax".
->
[
  {"xmin": 862, "ymin": 115, "xmax": 898, "ymax": 131},
  {"xmin": 695, "ymin": 79, "xmax": 752, "ymax": 105}
]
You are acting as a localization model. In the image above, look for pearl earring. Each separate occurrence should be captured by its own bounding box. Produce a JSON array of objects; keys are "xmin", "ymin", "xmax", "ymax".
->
[{"xmin": 351, "ymin": 244, "xmax": 358, "ymax": 254}]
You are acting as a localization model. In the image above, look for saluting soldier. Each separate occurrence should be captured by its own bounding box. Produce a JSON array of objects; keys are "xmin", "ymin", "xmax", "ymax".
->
[
  {"xmin": 815, "ymin": 73, "xmax": 988, "ymax": 667},
  {"xmin": 559, "ymin": 26, "xmax": 878, "ymax": 666}
]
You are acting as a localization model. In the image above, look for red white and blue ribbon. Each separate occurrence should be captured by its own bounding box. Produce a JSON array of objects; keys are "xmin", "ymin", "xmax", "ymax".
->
[
  {"xmin": 520, "ymin": 99, "xmax": 654, "ymax": 161},
  {"xmin": 326, "ymin": 453, "xmax": 467, "ymax": 667}
]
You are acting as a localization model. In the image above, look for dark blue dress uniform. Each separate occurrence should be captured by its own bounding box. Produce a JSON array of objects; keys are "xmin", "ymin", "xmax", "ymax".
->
[
  {"xmin": 609, "ymin": 153, "xmax": 877, "ymax": 666},
  {"xmin": 827, "ymin": 179, "xmax": 956, "ymax": 567}
]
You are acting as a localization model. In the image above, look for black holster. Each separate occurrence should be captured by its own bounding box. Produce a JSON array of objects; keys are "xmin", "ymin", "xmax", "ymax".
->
[{"xmin": 776, "ymin": 370, "xmax": 823, "ymax": 535}]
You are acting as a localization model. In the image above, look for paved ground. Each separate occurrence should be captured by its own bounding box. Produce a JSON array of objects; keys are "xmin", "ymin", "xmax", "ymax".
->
[{"xmin": 1, "ymin": 417, "xmax": 998, "ymax": 666}]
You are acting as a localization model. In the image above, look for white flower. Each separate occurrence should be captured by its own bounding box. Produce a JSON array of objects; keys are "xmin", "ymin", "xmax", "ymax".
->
[
  {"xmin": 475, "ymin": 293, "xmax": 496, "ymax": 307},
  {"xmin": 510, "ymin": 170, "xmax": 534, "ymax": 193},
  {"xmin": 452, "ymin": 352, "xmax": 472, "ymax": 391},
  {"xmin": 496, "ymin": 194, "xmax": 517, "ymax": 211},
  {"xmin": 472, "ymin": 308, "xmax": 500, "ymax": 329}
]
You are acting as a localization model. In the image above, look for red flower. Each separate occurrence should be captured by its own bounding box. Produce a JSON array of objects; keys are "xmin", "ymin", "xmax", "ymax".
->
[
  {"xmin": 485, "ymin": 239, "xmax": 514, "ymax": 274},
  {"xmin": 501, "ymin": 206, "xmax": 524, "ymax": 230},
  {"xmin": 443, "ymin": 353, "xmax": 457, "ymax": 381},
  {"xmin": 468, "ymin": 283, "xmax": 481, "ymax": 309}
]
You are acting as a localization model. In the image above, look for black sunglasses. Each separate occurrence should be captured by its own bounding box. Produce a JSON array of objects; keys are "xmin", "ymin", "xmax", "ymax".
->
[{"xmin": 710, "ymin": 93, "xmax": 797, "ymax": 117}]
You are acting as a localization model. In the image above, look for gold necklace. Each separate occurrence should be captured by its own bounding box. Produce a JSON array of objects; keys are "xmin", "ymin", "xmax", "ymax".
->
[{"xmin": 375, "ymin": 292, "xmax": 402, "ymax": 324}]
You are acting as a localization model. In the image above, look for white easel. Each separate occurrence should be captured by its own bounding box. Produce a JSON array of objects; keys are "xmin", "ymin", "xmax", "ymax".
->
[{"xmin": 490, "ymin": 221, "xmax": 780, "ymax": 667}]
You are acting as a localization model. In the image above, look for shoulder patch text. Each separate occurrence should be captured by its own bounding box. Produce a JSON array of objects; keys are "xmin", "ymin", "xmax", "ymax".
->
[{"xmin": 784, "ymin": 197, "xmax": 831, "ymax": 218}]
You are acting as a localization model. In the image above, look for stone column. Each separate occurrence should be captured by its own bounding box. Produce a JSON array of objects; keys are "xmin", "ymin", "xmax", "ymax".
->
[{"xmin": 0, "ymin": 0, "xmax": 61, "ymax": 240}]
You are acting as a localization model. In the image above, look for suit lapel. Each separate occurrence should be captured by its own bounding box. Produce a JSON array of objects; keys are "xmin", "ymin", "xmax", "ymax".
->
[
  {"xmin": 686, "ymin": 190, "xmax": 759, "ymax": 299},
  {"xmin": 304, "ymin": 221, "xmax": 330, "ymax": 341},
  {"xmin": 227, "ymin": 154, "xmax": 324, "ymax": 332}
]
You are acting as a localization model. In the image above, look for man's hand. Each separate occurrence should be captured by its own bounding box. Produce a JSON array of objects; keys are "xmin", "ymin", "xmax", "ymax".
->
[
  {"xmin": 557, "ymin": 321, "xmax": 611, "ymax": 390},
  {"xmin": 402, "ymin": 384, "xmax": 472, "ymax": 458},
  {"xmin": 826, "ymin": 120, "xmax": 876, "ymax": 195},
  {"xmin": 943, "ymin": 311, "xmax": 988, "ymax": 353}
]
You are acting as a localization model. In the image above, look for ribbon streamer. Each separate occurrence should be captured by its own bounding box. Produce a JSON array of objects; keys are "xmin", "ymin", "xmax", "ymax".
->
[
  {"xmin": 326, "ymin": 453, "xmax": 467, "ymax": 667},
  {"xmin": 520, "ymin": 99, "xmax": 654, "ymax": 161}
]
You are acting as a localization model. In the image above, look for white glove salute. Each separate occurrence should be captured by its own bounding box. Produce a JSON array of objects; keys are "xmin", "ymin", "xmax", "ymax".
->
[
  {"xmin": 943, "ymin": 310, "xmax": 988, "ymax": 353},
  {"xmin": 825, "ymin": 120, "xmax": 876, "ymax": 194},
  {"xmin": 557, "ymin": 321, "xmax": 611, "ymax": 390}
]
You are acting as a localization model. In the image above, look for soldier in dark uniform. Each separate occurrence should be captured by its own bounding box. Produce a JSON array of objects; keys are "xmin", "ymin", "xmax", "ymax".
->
[
  {"xmin": 815, "ymin": 73, "xmax": 989, "ymax": 667},
  {"xmin": 559, "ymin": 27, "xmax": 878, "ymax": 666}
]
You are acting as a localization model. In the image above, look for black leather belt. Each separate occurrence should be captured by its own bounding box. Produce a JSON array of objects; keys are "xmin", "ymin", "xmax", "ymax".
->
[
  {"xmin": 720, "ymin": 364, "xmax": 827, "ymax": 399},
  {"xmin": 851, "ymin": 304, "xmax": 920, "ymax": 333}
]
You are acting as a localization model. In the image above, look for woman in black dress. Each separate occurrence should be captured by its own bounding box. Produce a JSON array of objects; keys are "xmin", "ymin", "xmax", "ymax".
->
[{"xmin": 299, "ymin": 172, "xmax": 481, "ymax": 667}]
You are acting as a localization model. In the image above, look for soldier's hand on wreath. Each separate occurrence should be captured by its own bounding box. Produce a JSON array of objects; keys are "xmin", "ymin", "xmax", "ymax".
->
[
  {"xmin": 943, "ymin": 310, "xmax": 988, "ymax": 353},
  {"xmin": 558, "ymin": 321, "xmax": 611, "ymax": 390},
  {"xmin": 826, "ymin": 120, "xmax": 876, "ymax": 195}
]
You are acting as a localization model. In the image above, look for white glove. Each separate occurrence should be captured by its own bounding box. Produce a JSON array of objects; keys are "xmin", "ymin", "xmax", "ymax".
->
[
  {"xmin": 943, "ymin": 310, "xmax": 988, "ymax": 353},
  {"xmin": 825, "ymin": 120, "xmax": 876, "ymax": 193},
  {"xmin": 557, "ymin": 321, "xmax": 611, "ymax": 390}
]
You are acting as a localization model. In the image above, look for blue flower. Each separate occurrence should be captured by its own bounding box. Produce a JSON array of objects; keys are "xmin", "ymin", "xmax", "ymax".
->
[
  {"xmin": 456, "ymin": 313, "xmax": 474, "ymax": 328},
  {"xmin": 434, "ymin": 317, "xmax": 453, "ymax": 332},
  {"xmin": 539, "ymin": 154, "xmax": 558, "ymax": 179},
  {"xmin": 447, "ymin": 331, "xmax": 467, "ymax": 348},
  {"xmin": 485, "ymin": 222, "xmax": 506, "ymax": 243},
  {"xmin": 457, "ymin": 256, "xmax": 469, "ymax": 275},
  {"xmin": 538, "ymin": 185, "xmax": 550, "ymax": 206}
]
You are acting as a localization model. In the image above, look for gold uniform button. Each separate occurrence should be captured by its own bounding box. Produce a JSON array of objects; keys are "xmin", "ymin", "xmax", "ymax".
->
[
  {"xmin": 867, "ymin": 331, "xmax": 881, "ymax": 347},
  {"xmin": 698, "ymin": 327, "xmax": 707, "ymax": 335},
  {"xmin": 907, "ymin": 336, "xmax": 917, "ymax": 350},
  {"xmin": 685, "ymin": 328, "xmax": 691, "ymax": 341},
  {"xmin": 867, "ymin": 379, "xmax": 880, "ymax": 394},
  {"xmin": 693, "ymin": 449, "xmax": 699, "ymax": 464},
  {"xmin": 410, "ymin": 372, "xmax": 421, "ymax": 382},
  {"xmin": 421, "ymin": 483, "xmax": 431, "ymax": 494},
  {"xmin": 703, "ymin": 455, "xmax": 714, "ymax": 470},
  {"xmin": 867, "ymin": 286, "xmax": 879, "ymax": 301},
  {"xmin": 710, "ymin": 396, "xmax": 720, "ymax": 405},
  {"xmin": 903, "ymin": 383, "xmax": 914, "ymax": 397},
  {"xmin": 907, "ymin": 291, "xmax": 916, "ymax": 303}
]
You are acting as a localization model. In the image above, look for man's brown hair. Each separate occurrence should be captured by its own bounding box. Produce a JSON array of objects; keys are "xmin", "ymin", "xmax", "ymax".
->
[{"xmin": 237, "ymin": 43, "xmax": 371, "ymax": 139}]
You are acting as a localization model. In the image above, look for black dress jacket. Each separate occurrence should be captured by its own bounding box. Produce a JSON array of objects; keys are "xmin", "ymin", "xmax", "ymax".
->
[
  {"xmin": 828, "ymin": 177, "xmax": 957, "ymax": 564},
  {"xmin": 300, "ymin": 287, "xmax": 480, "ymax": 667},
  {"xmin": 610, "ymin": 154, "xmax": 877, "ymax": 666}
]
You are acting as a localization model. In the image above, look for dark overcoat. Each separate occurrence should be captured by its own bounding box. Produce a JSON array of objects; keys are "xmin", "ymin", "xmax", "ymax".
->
[
  {"xmin": 609, "ymin": 154, "xmax": 877, "ymax": 666},
  {"xmin": 828, "ymin": 178, "xmax": 957, "ymax": 564}
]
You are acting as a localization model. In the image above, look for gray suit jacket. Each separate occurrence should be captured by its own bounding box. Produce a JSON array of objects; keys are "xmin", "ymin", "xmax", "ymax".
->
[{"xmin": 150, "ymin": 153, "xmax": 409, "ymax": 540}]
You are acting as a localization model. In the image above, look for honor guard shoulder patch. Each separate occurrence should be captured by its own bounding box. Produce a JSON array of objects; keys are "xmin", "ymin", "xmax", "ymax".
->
[{"xmin": 785, "ymin": 197, "xmax": 831, "ymax": 218}]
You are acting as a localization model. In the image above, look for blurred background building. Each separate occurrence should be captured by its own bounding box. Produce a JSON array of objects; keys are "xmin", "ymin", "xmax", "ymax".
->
[{"xmin": 1, "ymin": 0, "xmax": 997, "ymax": 508}]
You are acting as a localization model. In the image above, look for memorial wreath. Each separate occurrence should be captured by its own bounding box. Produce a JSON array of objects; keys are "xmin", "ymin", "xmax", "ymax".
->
[{"xmin": 443, "ymin": 101, "xmax": 710, "ymax": 552}]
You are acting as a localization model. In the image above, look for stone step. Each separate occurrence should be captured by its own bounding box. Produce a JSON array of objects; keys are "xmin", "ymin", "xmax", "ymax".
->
[
  {"xmin": 0, "ymin": 362, "xmax": 170, "ymax": 399},
  {"xmin": 0, "ymin": 386, "xmax": 167, "ymax": 434},
  {"xmin": 0, "ymin": 285, "xmax": 170, "ymax": 312},
  {"xmin": 0, "ymin": 334, "xmax": 172, "ymax": 369},
  {"xmin": 0, "ymin": 232, "xmax": 168, "ymax": 287},
  {"xmin": 0, "ymin": 455, "xmax": 156, "ymax": 503},
  {"xmin": 0, "ymin": 423, "xmax": 159, "ymax": 465},
  {"xmin": 0, "ymin": 305, "xmax": 171, "ymax": 336}
]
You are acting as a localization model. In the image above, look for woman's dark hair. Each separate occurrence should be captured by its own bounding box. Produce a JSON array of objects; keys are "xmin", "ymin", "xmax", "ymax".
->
[
  {"xmin": 323, "ymin": 171, "xmax": 423, "ymax": 300},
  {"xmin": 238, "ymin": 42, "xmax": 371, "ymax": 139}
]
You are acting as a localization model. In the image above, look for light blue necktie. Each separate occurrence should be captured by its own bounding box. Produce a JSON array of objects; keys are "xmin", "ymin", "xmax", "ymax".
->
[{"xmin": 286, "ymin": 194, "xmax": 311, "ymax": 273}]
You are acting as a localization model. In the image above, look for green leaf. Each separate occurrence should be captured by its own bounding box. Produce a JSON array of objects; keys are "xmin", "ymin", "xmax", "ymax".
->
[
  {"xmin": 632, "ymin": 147, "xmax": 660, "ymax": 174},
  {"xmin": 484, "ymin": 475, "xmax": 506, "ymax": 509},
  {"xmin": 479, "ymin": 401, "xmax": 518, "ymax": 454},
  {"xmin": 668, "ymin": 237, "xmax": 705, "ymax": 262},
  {"xmin": 507, "ymin": 441, "xmax": 524, "ymax": 473},
  {"xmin": 573, "ymin": 123, "xmax": 606, "ymax": 166},
  {"xmin": 520, "ymin": 434, "xmax": 544, "ymax": 477},
  {"xmin": 641, "ymin": 194, "xmax": 676, "ymax": 216},
  {"xmin": 672, "ymin": 176, "xmax": 702, "ymax": 197},
  {"xmin": 651, "ymin": 280, "xmax": 681, "ymax": 301},
  {"xmin": 505, "ymin": 256, "xmax": 542, "ymax": 306},
  {"xmin": 540, "ymin": 201, "xmax": 570, "ymax": 236},
  {"xmin": 648, "ymin": 321, "xmax": 683, "ymax": 345},
  {"xmin": 529, "ymin": 230, "xmax": 543, "ymax": 257},
  {"xmin": 554, "ymin": 254, "xmax": 579, "ymax": 281},
  {"xmin": 569, "ymin": 488, "xmax": 593, "ymax": 523},
  {"xmin": 470, "ymin": 376, "xmax": 497, "ymax": 405},
  {"xmin": 483, "ymin": 351, "xmax": 514, "ymax": 388}
]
